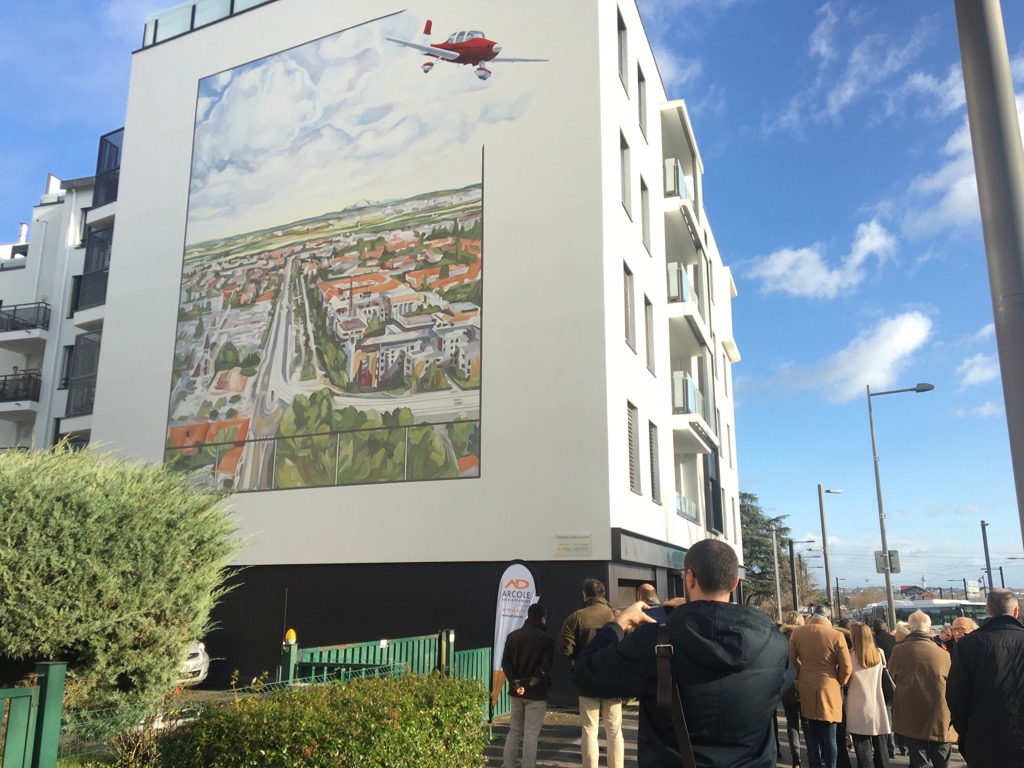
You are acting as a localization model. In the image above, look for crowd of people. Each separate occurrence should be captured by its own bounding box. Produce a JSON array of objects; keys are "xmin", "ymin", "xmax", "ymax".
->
[{"xmin": 499, "ymin": 546, "xmax": 1024, "ymax": 768}]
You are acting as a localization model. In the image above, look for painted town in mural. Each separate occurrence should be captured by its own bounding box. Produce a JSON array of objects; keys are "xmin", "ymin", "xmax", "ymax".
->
[{"xmin": 159, "ymin": 11, "xmax": 513, "ymax": 491}]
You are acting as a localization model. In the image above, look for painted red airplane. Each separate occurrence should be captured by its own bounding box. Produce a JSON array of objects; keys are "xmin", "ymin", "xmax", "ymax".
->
[{"xmin": 386, "ymin": 20, "xmax": 547, "ymax": 81}]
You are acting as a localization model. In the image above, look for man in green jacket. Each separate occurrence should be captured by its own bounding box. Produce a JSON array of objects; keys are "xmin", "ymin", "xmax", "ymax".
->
[{"xmin": 557, "ymin": 578, "xmax": 621, "ymax": 768}]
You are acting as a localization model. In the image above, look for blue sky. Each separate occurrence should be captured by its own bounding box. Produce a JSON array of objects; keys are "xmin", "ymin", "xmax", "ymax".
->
[{"xmin": 1, "ymin": 0, "xmax": 1022, "ymax": 591}]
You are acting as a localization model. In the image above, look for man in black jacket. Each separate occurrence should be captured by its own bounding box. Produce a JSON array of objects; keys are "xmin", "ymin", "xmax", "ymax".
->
[
  {"xmin": 501, "ymin": 602, "xmax": 555, "ymax": 768},
  {"xmin": 574, "ymin": 539, "xmax": 793, "ymax": 768},
  {"xmin": 946, "ymin": 589, "xmax": 1024, "ymax": 768}
]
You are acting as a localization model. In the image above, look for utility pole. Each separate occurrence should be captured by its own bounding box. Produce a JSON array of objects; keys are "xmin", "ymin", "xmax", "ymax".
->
[{"xmin": 789, "ymin": 540, "xmax": 799, "ymax": 612}]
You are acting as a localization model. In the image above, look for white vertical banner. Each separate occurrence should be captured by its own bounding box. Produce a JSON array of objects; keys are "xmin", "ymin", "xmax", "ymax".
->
[{"xmin": 490, "ymin": 560, "xmax": 539, "ymax": 707}]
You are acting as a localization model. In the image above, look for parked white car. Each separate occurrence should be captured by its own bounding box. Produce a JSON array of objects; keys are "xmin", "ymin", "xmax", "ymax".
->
[{"xmin": 178, "ymin": 640, "xmax": 209, "ymax": 686}]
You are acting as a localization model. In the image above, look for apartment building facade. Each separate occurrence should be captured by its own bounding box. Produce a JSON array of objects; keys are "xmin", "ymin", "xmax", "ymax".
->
[
  {"xmin": 0, "ymin": 128, "xmax": 122, "ymax": 453},
  {"xmin": 4, "ymin": 0, "xmax": 742, "ymax": 693}
]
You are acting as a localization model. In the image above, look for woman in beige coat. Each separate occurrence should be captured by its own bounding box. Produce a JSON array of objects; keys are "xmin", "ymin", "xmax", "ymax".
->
[
  {"xmin": 846, "ymin": 623, "xmax": 891, "ymax": 768},
  {"xmin": 789, "ymin": 606, "xmax": 853, "ymax": 768}
]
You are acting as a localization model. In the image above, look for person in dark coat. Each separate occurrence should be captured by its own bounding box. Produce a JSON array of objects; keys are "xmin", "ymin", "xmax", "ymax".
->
[
  {"xmin": 573, "ymin": 539, "xmax": 793, "ymax": 768},
  {"xmin": 501, "ymin": 602, "xmax": 555, "ymax": 768},
  {"xmin": 871, "ymin": 620, "xmax": 898, "ymax": 759},
  {"xmin": 946, "ymin": 589, "xmax": 1024, "ymax": 768}
]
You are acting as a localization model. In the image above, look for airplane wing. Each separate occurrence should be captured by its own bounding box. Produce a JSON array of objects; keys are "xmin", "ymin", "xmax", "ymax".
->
[
  {"xmin": 384, "ymin": 37, "xmax": 460, "ymax": 61},
  {"xmin": 491, "ymin": 57, "xmax": 550, "ymax": 63}
]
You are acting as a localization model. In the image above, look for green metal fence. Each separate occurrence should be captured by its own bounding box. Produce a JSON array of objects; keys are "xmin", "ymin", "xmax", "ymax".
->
[
  {"xmin": 1, "ymin": 662, "xmax": 66, "ymax": 768},
  {"xmin": 1, "ymin": 686, "xmax": 38, "ymax": 767},
  {"xmin": 453, "ymin": 646, "xmax": 510, "ymax": 720},
  {"xmin": 281, "ymin": 630, "xmax": 453, "ymax": 683}
]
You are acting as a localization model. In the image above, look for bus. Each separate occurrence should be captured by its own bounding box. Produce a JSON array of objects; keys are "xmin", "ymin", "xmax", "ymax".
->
[{"xmin": 861, "ymin": 599, "xmax": 987, "ymax": 629}]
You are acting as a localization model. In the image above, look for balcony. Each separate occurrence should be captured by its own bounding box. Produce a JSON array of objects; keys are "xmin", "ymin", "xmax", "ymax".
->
[
  {"xmin": 0, "ymin": 371, "xmax": 41, "ymax": 422},
  {"xmin": 143, "ymin": 0, "xmax": 277, "ymax": 47},
  {"xmin": 666, "ymin": 264, "xmax": 710, "ymax": 356},
  {"xmin": 671, "ymin": 370, "xmax": 717, "ymax": 453},
  {"xmin": 0, "ymin": 303, "xmax": 50, "ymax": 353}
]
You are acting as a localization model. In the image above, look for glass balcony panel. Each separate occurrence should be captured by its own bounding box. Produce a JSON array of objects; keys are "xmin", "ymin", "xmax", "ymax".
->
[
  {"xmin": 667, "ymin": 263, "xmax": 696, "ymax": 304},
  {"xmin": 671, "ymin": 370, "xmax": 704, "ymax": 416},
  {"xmin": 234, "ymin": 0, "xmax": 275, "ymax": 11},
  {"xmin": 194, "ymin": 0, "xmax": 232, "ymax": 27},
  {"xmin": 675, "ymin": 492, "xmax": 698, "ymax": 521},
  {"xmin": 154, "ymin": 2, "xmax": 194, "ymax": 43}
]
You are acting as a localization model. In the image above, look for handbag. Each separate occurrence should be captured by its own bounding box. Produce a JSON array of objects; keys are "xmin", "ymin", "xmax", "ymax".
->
[
  {"xmin": 656, "ymin": 624, "xmax": 697, "ymax": 768},
  {"xmin": 880, "ymin": 650, "xmax": 896, "ymax": 706}
]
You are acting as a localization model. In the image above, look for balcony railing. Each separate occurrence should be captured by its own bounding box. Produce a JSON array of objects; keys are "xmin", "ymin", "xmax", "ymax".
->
[
  {"xmin": 667, "ymin": 263, "xmax": 708, "ymax": 325},
  {"xmin": 0, "ymin": 303, "xmax": 51, "ymax": 332},
  {"xmin": 664, "ymin": 158, "xmax": 694, "ymax": 201},
  {"xmin": 675, "ymin": 492, "xmax": 699, "ymax": 521},
  {"xmin": 672, "ymin": 370, "xmax": 704, "ymax": 417},
  {"xmin": 143, "ymin": 0, "xmax": 277, "ymax": 47},
  {"xmin": 92, "ymin": 129, "xmax": 124, "ymax": 208},
  {"xmin": 0, "ymin": 372, "xmax": 42, "ymax": 403}
]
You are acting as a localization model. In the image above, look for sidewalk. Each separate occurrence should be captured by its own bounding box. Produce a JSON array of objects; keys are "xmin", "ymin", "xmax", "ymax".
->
[{"xmin": 485, "ymin": 704, "xmax": 966, "ymax": 767}]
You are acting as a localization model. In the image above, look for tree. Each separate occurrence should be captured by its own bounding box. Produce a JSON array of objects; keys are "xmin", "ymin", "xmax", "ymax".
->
[
  {"xmin": 740, "ymin": 491, "xmax": 825, "ymax": 614},
  {"xmin": 0, "ymin": 445, "xmax": 238, "ymax": 712}
]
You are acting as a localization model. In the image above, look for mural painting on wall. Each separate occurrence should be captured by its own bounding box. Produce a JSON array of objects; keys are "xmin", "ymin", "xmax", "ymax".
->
[{"xmin": 163, "ymin": 11, "xmax": 539, "ymax": 491}]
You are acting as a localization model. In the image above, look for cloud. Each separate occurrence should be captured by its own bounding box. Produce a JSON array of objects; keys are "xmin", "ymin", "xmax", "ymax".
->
[
  {"xmin": 953, "ymin": 401, "xmax": 1003, "ymax": 418},
  {"xmin": 973, "ymin": 323, "xmax": 995, "ymax": 342},
  {"xmin": 104, "ymin": 0, "xmax": 170, "ymax": 43},
  {"xmin": 884, "ymin": 65, "xmax": 965, "ymax": 121},
  {"xmin": 900, "ymin": 120, "xmax": 981, "ymax": 238},
  {"xmin": 808, "ymin": 3, "xmax": 839, "ymax": 64},
  {"xmin": 651, "ymin": 44, "xmax": 703, "ymax": 94},
  {"xmin": 766, "ymin": 313, "xmax": 932, "ymax": 403},
  {"xmin": 957, "ymin": 353, "xmax": 1000, "ymax": 387},
  {"xmin": 746, "ymin": 219, "xmax": 896, "ymax": 299}
]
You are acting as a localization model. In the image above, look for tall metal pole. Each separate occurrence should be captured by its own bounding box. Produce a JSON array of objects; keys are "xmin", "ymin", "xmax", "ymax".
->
[
  {"xmin": 771, "ymin": 526, "xmax": 784, "ymax": 622},
  {"xmin": 788, "ymin": 539, "xmax": 799, "ymax": 612},
  {"xmin": 835, "ymin": 576, "xmax": 843, "ymax": 620},
  {"xmin": 981, "ymin": 520, "xmax": 995, "ymax": 591},
  {"xmin": 1000, "ymin": 565, "xmax": 1006, "ymax": 588},
  {"xmin": 868, "ymin": 384, "xmax": 897, "ymax": 629},
  {"xmin": 955, "ymin": 0, "xmax": 1024, "ymax": 553},
  {"xmin": 964, "ymin": 578, "xmax": 969, "ymax": 599},
  {"xmin": 818, "ymin": 484, "xmax": 835, "ymax": 616}
]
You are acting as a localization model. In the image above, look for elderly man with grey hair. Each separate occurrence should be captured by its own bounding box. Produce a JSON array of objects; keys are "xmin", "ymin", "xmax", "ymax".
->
[
  {"xmin": 888, "ymin": 610, "xmax": 955, "ymax": 768},
  {"xmin": 947, "ymin": 589, "xmax": 1024, "ymax": 767}
]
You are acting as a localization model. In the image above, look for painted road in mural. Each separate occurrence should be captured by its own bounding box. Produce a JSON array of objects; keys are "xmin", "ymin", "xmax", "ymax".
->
[{"xmin": 159, "ymin": 10, "xmax": 523, "ymax": 491}]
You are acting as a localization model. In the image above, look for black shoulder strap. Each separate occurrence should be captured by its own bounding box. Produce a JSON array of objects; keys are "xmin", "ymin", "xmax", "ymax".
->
[{"xmin": 656, "ymin": 624, "xmax": 697, "ymax": 768}]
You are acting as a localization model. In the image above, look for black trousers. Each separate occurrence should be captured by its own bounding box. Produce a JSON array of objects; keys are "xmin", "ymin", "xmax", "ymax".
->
[{"xmin": 851, "ymin": 734, "xmax": 890, "ymax": 768}]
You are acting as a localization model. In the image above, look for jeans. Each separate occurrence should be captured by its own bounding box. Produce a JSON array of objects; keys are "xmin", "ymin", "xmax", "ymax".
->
[
  {"xmin": 578, "ymin": 696, "xmax": 623, "ymax": 768},
  {"xmin": 806, "ymin": 719, "xmax": 838, "ymax": 768},
  {"xmin": 782, "ymin": 698, "xmax": 805, "ymax": 762},
  {"xmin": 851, "ymin": 734, "xmax": 891, "ymax": 768},
  {"xmin": 503, "ymin": 697, "xmax": 546, "ymax": 768},
  {"xmin": 902, "ymin": 737, "xmax": 951, "ymax": 768}
]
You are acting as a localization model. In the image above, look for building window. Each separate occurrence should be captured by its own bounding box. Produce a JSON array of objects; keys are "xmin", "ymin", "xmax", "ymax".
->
[
  {"xmin": 638, "ymin": 65, "xmax": 647, "ymax": 136},
  {"xmin": 58, "ymin": 345, "xmax": 74, "ymax": 390},
  {"xmin": 628, "ymin": 402, "xmax": 641, "ymax": 494},
  {"xmin": 617, "ymin": 9, "xmax": 628, "ymax": 90},
  {"xmin": 727, "ymin": 423, "xmax": 733, "ymax": 468},
  {"xmin": 640, "ymin": 177, "xmax": 651, "ymax": 252},
  {"xmin": 624, "ymin": 263, "xmax": 636, "ymax": 351},
  {"xmin": 723, "ymin": 352, "xmax": 729, "ymax": 396},
  {"xmin": 620, "ymin": 132, "xmax": 631, "ymax": 217},
  {"xmin": 644, "ymin": 296, "xmax": 655, "ymax": 374},
  {"xmin": 649, "ymin": 421, "xmax": 661, "ymax": 504}
]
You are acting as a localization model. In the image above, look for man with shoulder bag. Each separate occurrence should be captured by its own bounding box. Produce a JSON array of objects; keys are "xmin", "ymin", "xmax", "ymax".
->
[{"xmin": 573, "ymin": 539, "xmax": 793, "ymax": 767}]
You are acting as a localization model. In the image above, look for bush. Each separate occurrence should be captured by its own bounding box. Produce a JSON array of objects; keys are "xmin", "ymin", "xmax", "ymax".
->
[
  {"xmin": 0, "ymin": 445, "xmax": 238, "ymax": 711},
  {"xmin": 159, "ymin": 673, "xmax": 487, "ymax": 767}
]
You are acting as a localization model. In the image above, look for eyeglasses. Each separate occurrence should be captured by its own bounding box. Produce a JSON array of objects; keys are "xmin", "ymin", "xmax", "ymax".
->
[{"xmin": 951, "ymin": 627, "xmax": 967, "ymax": 636}]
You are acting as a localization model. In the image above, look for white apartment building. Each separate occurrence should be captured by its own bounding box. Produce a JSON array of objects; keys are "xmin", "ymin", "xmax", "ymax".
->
[
  {"xmin": 0, "ymin": 128, "xmax": 122, "ymax": 453},
  {"xmin": 5, "ymin": 0, "xmax": 742, "ymax": 696}
]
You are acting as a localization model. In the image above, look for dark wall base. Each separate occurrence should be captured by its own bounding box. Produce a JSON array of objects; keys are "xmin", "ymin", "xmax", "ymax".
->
[{"xmin": 206, "ymin": 560, "xmax": 611, "ymax": 706}]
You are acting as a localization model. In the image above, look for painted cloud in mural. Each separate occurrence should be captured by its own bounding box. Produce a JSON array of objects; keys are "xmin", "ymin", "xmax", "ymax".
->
[{"xmin": 186, "ymin": 13, "xmax": 529, "ymax": 245}]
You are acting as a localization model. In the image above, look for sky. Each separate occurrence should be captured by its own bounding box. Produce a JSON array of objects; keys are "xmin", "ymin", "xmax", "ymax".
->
[{"xmin": 1, "ymin": 0, "xmax": 1022, "ymax": 593}]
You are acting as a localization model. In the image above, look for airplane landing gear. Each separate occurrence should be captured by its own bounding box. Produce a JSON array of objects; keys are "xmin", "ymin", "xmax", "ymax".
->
[
  {"xmin": 421, "ymin": 61, "xmax": 434, "ymax": 73},
  {"xmin": 475, "ymin": 66, "xmax": 491, "ymax": 81}
]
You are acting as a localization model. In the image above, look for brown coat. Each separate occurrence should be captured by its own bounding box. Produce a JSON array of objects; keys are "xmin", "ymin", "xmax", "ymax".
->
[
  {"xmin": 889, "ymin": 632, "xmax": 955, "ymax": 743},
  {"xmin": 789, "ymin": 619, "xmax": 852, "ymax": 722}
]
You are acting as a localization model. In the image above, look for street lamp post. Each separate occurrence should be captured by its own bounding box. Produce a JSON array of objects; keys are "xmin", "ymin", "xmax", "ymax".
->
[
  {"xmin": 981, "ymin": 520, "xmax": 995, "ymax": 592},
  {"xmin": 867, "ymin": 382, "xmax": 935, "ymax": 629},
  {"xmin": 788, "ymin": 539, "xmax": 813, "ymax": 612},
  {"xmin": 835, "ymin": 576, "xmax": 846, "ymax": 620},
  {"xmin": 770, "ymin": 526, "xmax": 784, "ymax": 622},
  {"xmin": 818, "ymin": 485, "xmax": 841, "ymax": 616}
]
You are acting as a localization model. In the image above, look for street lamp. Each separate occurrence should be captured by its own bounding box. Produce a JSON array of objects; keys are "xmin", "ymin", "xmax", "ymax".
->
[
  {"xmin": 818, "ymin": 485, "xmax": 841, "ymax": 616},
  {"xmin": 867, "ymin": 382, "xmax": 935, "ymax": 629},
  {"xmin": 789, "ymin": 539, "xmax": 814, "ymax": 612},
  {"xmin": 835, "ymin": 577, "xmax": 847, "ymax": 620}
]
